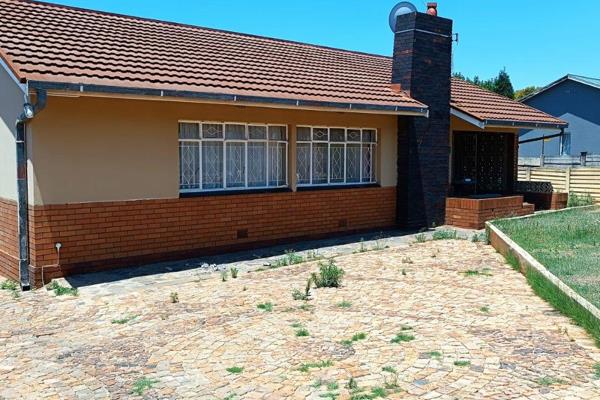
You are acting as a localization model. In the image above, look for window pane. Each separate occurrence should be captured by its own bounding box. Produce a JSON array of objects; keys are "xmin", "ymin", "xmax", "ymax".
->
[
  {"xmin": 297, "ymin": 143, "xmax": 311, "ymax": 185},
  {"xmin": 330, "ymin": 128, "xmax": 345, "ymax": 142},
  {"xmin": 269, "ymin": 142, "xmax": 286, "ymax": 186},
  {"xmin": 297, "ymin": 127, "xmax": 311, "ymax": 141},
  {"xmin": 362, "ymin": 129, "xmax": 376, "ymax": 143},
  {"xmin": 269, "ymin": 126, "xmax": 286, "ymax": 141},
  {"xmin": 347, "ymin": 129, "xmax": 361, "ymax": 142},
  {"xmin": 346, "ymin": 144, "xmax": 361, "ymax": 183},
  {"xmin": 226, "ymin": 124, "xmax": 246, "ymax": 140},
  {"xmin": 202, "ymin": 123, "xmax": 223, "ymax": 139},
  {"xmin": 202, "ymin": 142, "xmax": 223, "ymax": 189},
  {"xmin": 312, "ymin": 143, "xmax": 328, "ymax": 184},
  {"xmin": 179, "ymin": 141, "xmax": 200, "ymax": 189},
  {"xmin": 226, "ymin": 142, "xmax": 245, "ymax": 188},
  {"xmin": 179, "ymin": 123, "xmax": 199, "ymax": 140},
  {"xmin": 330, "ymin": 144, "xmax": 345, "ymax": 183},
  {"xmin": 362, "ymin": 144, "xmax": 373, "ymax": 183},
  {"xmin": 313, "ymin": 127, "xmax": 328, "ymax": 142},
  {"xmin": 248, "ymin": 142, "xmax": 267, "ymax": 187},
  {"xmin": 249, "ymin": 125, "xmax": 267, "ymax": 140}
]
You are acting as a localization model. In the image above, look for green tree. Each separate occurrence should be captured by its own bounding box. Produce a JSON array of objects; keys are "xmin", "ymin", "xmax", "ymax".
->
[
  {"xmin": 514, "ymin": 86, "xmax": 540, "ymax": 100},
  {"xmin": 493, "ymin": 69, "xmax": 515, "ymax": 99}
]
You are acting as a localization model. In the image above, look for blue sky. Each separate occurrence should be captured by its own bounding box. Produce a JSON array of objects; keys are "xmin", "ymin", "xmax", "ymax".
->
[{"xmin": 48, "ymin": 0, "xmax": 599, "ymax": 89}]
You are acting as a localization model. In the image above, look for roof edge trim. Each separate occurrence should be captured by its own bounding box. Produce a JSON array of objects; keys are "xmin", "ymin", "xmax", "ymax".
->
[
  {"xmin": 484, "ymin": 119, "xmax": 567, "ymax": 131},
  {"xmin": 28, "ymin": 81, "xmax": 430, "ymax": 116},
  {"xmin": 450, "ymin": 107, "xmax": 485, "ymax": 129}
]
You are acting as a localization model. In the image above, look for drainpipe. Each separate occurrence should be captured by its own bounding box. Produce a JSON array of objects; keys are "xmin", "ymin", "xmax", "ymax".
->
[{"xmin": 15, "ymin": 89, "xmax": 46, "ymax": 290}]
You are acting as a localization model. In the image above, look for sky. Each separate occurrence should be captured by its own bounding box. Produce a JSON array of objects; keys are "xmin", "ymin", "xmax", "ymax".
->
[{"xmin": 46, "ymin": 0, "xmax": 600, "ymax": 89}]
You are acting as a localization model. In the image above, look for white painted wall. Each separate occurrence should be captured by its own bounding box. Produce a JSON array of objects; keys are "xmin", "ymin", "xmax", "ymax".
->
[{"xmin": 0, "ymin": 65, "xmax": 24, "ymax": 201}]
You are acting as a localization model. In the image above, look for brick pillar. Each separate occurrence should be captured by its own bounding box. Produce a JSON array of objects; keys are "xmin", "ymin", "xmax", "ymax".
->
[{"xmin": 393, "ymin": 11, "xmax": 453, "ymax": 228}]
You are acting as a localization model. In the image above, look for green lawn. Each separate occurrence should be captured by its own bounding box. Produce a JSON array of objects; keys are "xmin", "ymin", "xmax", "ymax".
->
[{"xmin": 494, "ymin": 207, "xmax": 600, "ymax": 309}]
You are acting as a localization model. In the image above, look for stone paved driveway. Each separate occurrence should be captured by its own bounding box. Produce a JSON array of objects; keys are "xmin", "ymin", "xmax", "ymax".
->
[{"xmin": 1, "ymin": 240, "xmax": 599, "ymax": 399}]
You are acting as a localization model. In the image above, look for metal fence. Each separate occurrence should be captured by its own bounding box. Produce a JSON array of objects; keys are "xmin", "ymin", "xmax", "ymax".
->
[{"xmin": 518, "ymin": 166, "xmax": 600, "ymax": 204}]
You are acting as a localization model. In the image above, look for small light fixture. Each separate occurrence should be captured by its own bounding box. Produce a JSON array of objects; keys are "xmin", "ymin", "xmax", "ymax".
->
[{"xmin": 22, "ymin": 103, "xmax": 35, "ymax": 119}]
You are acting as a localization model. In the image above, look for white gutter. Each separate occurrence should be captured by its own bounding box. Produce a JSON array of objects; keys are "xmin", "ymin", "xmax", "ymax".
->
[{"xmin": 450, "ymin": 107, "xmax": 485, "ymax": 129}]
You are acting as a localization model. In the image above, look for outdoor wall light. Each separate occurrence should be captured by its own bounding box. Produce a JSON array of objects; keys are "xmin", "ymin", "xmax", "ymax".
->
[{"xmin": 22, "ymin": 103, "xmax": 35, "ymax": 120}]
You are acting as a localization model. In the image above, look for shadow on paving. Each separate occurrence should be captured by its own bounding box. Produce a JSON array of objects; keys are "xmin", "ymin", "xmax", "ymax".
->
[{"xmin": 65, "ymin": 228, "xmax": 422, "ymax": 289}]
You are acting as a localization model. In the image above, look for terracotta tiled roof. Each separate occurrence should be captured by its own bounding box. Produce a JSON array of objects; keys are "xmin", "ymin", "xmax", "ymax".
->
[
  {"xmin": 0, "ymin": 0, "xmax": 567, "ymax": 127},
  {"xmin": 450, "ymin": 77, "xmax": 567, "ymax": 128},
  {"xmin": 0, "ymin": 0, "xmax": 427, "ymax": 113}
]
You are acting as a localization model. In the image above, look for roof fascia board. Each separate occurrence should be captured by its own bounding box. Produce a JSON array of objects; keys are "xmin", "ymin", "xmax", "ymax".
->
[
  {"xmin": 29, "ymin": 81, "xmax": 429, "ymax": 117},
  {"xmin": 450, "ymin": 107, "xmax": 485, "ymax": 129},
  {"xmin": 484, "ymin": 119, "xmax": 567, "ymax": 131},
  {"xmin": 0, "ymin": 56, "xmax": 26, "ymax": 94},
  {"xmin": 520, "ymin": 75, "xmax": 571, "ymax": 102}
]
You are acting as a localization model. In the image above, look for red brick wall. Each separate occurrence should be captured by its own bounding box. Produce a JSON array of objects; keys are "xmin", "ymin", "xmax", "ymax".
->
[
  {"xmin": 0, "ymin": 198, "xmax": 19, "ymax": 281},
  {"xmin": 445, "ymin": 196, "xmax": 534, "ymax": 229},
  {"xmin": 28, "ymin": 187, "xmax": 396, "ymax": 284}
]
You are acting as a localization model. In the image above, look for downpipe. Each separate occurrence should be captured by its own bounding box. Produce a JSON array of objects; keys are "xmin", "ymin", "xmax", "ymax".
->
[{"xmin": 15, "ymin": 89, "xmax": 46, "ymax": 291}]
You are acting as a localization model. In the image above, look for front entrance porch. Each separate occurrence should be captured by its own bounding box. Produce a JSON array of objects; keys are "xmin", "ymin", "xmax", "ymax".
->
[{"xmin": 447, "ymin": 131, "xmax": 534, "ymax": 229}]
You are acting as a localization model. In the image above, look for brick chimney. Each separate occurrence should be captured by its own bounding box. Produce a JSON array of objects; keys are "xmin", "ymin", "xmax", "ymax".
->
[{"xmin": 393, "ymin": 5, "xmax": 453, "ymax": 228}]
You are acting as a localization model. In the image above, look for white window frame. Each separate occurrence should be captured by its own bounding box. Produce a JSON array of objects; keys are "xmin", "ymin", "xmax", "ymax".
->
[
  {"xmin": 296, "ymin": 126, "xmax": 378, "ymax": 187},
  {"xmin": 178, "ymin": 121, "xmax": 288, "ymax": 193}
]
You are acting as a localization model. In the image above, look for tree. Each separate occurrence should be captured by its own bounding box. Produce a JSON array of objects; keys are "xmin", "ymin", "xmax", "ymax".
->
[
  {"xmin": 453, "ymin": 69, "xmax": 515, "ymax": 99},
  {"xmin": 514, "ymin": 86, "xmax": 540, "ymax": 100},
  {"xmin": 494, "ymin": 69, "xmax": 515, "ymax": 99}
]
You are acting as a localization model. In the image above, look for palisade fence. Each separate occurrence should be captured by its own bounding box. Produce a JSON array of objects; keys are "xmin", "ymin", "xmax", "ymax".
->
[
  {"xmin": 518, "ymin": 166, "xmax": 600, "ymax": 204},
  {"xmin": 519, "ymin": 153, "xmax": 600, "ymax": 167}
]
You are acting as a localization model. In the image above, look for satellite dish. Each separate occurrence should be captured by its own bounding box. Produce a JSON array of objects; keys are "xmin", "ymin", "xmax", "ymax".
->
[{"xmin": 388, "ymin": 2, "xmax": 417, "ymax": 32}]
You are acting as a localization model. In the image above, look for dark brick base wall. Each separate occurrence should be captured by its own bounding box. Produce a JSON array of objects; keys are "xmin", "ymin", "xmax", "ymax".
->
[
  {"xmin": 28, "ymin": 187, "xmax": 397, "ymax": 285},
  {"xmin": 0, "ymin": 198, "xmax": 19, "ymax": 281}
]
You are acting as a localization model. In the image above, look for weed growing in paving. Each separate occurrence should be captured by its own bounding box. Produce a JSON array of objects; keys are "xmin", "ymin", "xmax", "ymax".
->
[
  {"xmin": 226, "ymin": 366, "xmax": 244, "ymax": 374},
  {"xmin": 471, "ymin": 232, "xmax": 488, "ymax": 243},
  {"xmin": 401, "ymin": 257, "xmax": 413, "ymax": 264},
  {"xmin": 311, "ymin": 260, "xmax": 344, "ymax": 288},
  {"xmin": 298, "ymin": 360, "xmax": 333, "ymax": 373},
  {"xmin": 221, "ymin": 270, "xmax": 228, "ymax": 282},
  {"xmin": 131, "ymin": 377, "xmax": 158, "ymax": 396},
  {"xmin": 306, "ymin": 249, "xmax": 323, "ymax": 261},
  {"xmin": 401, "ymin": 269, "xmax": 407, "ymax": 276},
  {"xmin": 170, "ymin": 292, "xmax": 179, "ymax": 303},
  {"xmin": 270, "ymin": 250, "xmax": 305, "ymax": 268},
  {"xmin": 537, "ymin": 376, "xmax": 566, "ymax": 386},
  {"xmin": 354, "ymin": 239, "xmax": 368, "ymax": 254},
  {"xmin": 342, "ymin": 332, "xmax": 367, "ymax": 347},
  {"xmin": 299, "ymin": 303, "xmax": 314, "ymax": 312},
  {"xmin": 372, "ymin": 236, "xmax": 389, "ymax": 251},
  {"xmin": 346, "ymin": 377, "xmax": 358, "ymax": 390},
  {"xmin": 462, "ymin": 269, "xmax": 492, "ymax": 277},
  {"xmin": 292, "ymin": 278, "xmax": 313, "ymax": 301},
  {"xmin": 295, "ymin": 328, "xmax": 310, "ymax": 337},
  {"xmin": 414, "ymin": 233, "xmax": 427, "ymax": 243},
  {"xmin": 111, "ymin": 315, "xmax": 138, "ymax": 324},
  {"xmin": 223, "ymin": 394, "xmax": 236, "ymax": 400},
  {"xmin": 479, "ymin": 306, "xmax": 490, "ymax": 313},
  {"xmin": 426, "ymin": 351, "xmax": 442, "ymax": 359},
  {"xmin": 49, "ymin": 281, "xmax": 78, "ymax": 296},
  {"xmin": 454, "ymin": 360, "xmax": 471, "ymax": 367},
  {"xmin": 337, "ymin": 300, "xmax": 352, "ymax": 308},
  {"xmin": 1, "ymin": 280, "xmax": 20, "ymax": 298},
  {"xmin": 432, "ymin": 229, "xmax": 457, "ymax": 240},
  {"xmin": 257, "ymin": 302, "xmax": 273, "ymax": 312},
  {"xmin": 391, "ymin": 332, "xmax": 414, "ymax": 343},
  {"xmin": 230, "ymin": 267, "xmax": 239, "ymax": 279},
  {"xmin": 594, "ymin": 363, "xmax": 600, "ymax": 378}
]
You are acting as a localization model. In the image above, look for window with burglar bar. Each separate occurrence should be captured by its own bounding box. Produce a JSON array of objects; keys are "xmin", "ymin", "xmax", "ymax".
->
[
  {"xmin": 179, "ymin": 122, "xmax": 288, "ymax": 192},
  {"xmin": 296, "ymin": 126, "xmax": 377, "ymax": 186}
]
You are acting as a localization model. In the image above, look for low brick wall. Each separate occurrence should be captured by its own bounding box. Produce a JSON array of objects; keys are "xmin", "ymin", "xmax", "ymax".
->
[
  {"xmin": 520, "ymin": 192, "xmax": 568, "ymax": 211},
  {"xmin": 445, "ymin": 196, "xmax": 534, "ymax": 229},
  {"xmin": 28, "ymin": 187, "xmax": 397, "ymax": 285},
  {"xmin": 0, "ymin": 198, "xmax": 19, "ymax": 281}
]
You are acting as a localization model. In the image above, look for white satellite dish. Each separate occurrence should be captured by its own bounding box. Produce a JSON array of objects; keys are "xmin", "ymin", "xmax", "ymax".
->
[{"xmin": 388, "ymin": 2, "xmax": 417, "ymax": 32}]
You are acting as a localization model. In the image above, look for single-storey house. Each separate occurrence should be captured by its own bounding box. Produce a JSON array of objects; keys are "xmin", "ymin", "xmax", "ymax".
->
[
  {"xmin": 0, "ymin": 0, "xmax": 566, "ymax": 289},
  {"xmin": 520, "ymin": 74, "xmax": 600, "ymax": 159}
]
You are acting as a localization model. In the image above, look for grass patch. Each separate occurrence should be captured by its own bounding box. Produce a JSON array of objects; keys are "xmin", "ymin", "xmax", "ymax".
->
[
  {"xmin": 337, "ymin": 300, "xmax": 352, "ymax": 308},
  {"xmin": 111, "ymin": 315, "xmax": 138, "ymax": 324},
  {"xmin": 1, "ymin": 280, "xmax": 18, "ymax": 291},
  {"xmin": 453, "ymin": 360, "xmax": 471, "ymax": 367},
  {"xmin": 505, "ymin": 251, "xmax": 521, "ymax": 271},
  {"xmin": 391, "ymin": 332, "xmax": 414, "ymax": 343},
  {"xmin": 226, "ymin": 366, "xmax": 244, "ymax": 374},
  {"xmin": 298, "ymin": 360, "xmax": 333, "ymax": 373},
  {"xmin": 257, "ymin": 302, "xmax": 274, "ymax": 312},
  {"xmin": 295, "ymin": 328, "xmax": 310, "ymax": 337},
  {"xmin": 131, "ymin": 377, "xmax": 158, "ymax": 396},
  {"xmin": 432, "ymin": 229, "xmax": 457, "ymax": 240},
  {"xmin": 568, "ymin": 193, "xmax": 594, "ymax": 207},
  {"xmin": 49, "ymin": 281, "xmax": 78, "ymax": 296}
]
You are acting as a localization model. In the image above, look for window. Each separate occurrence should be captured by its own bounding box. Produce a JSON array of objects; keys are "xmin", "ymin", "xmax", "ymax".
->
[
  {"xmin": 179, "ymin": 122, "xmax": 287, "ymax": 192},
  {"xmin": 296, "ymin": 126, "xmax": 377, "ymax": 186}
]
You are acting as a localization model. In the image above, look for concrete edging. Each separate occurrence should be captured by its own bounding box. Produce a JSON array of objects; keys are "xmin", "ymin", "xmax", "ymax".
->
[{"xmin": 486, "ymin": 211, "xmax": 600, "ymax": 324}]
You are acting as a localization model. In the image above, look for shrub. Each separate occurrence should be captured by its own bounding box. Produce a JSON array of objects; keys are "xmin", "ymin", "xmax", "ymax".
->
[
  {"xmin": 311, "ymin": 260, "xmax": 345, "ymax": 288},
  {"xmin": 568, "ymin": 192, "xmax": 594, "ymax": 207}
]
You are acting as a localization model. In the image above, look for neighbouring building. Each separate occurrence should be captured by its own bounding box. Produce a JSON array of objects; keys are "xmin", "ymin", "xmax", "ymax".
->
[
  {"xmin": 520, "ymin": 74, "xmax": 600, "ymax": 158},
  {"xmin": 0, "ymin": 0, "xmax": 566, "ymax": 288}
]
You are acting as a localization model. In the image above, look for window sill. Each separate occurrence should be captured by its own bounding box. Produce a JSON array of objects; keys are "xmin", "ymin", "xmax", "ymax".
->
[
  {"xmin": 180, "ymin": 187, "xmax": 292, "ymax": 198},
  {"xmin": 296, "ymin": 183, "xmax": 380, "ymax": 192}
]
